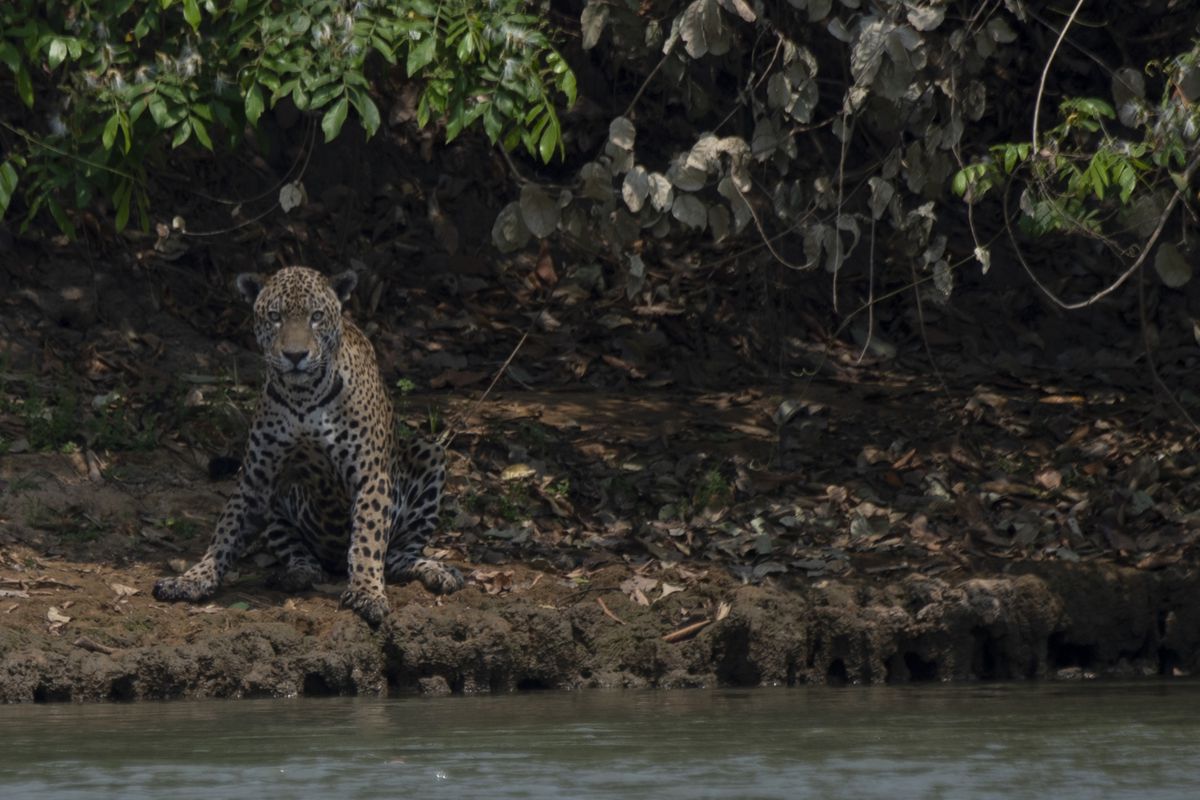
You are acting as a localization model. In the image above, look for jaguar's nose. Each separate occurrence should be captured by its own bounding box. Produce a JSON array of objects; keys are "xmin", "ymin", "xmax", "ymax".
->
[{"xmin": 283, "ymin": 349, "xmax": 308, "ymax": 366}]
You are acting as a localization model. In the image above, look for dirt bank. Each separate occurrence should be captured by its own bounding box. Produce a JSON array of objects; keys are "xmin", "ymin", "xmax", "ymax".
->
[{"xmin": 1, "ymin": 531, "xmax": 1197, "ymax": 703}]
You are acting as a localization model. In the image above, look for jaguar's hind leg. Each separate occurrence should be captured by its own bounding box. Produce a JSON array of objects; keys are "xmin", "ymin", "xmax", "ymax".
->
[
  {"xmin": 384, "ymin": 438, "xmax": 463, "ymax": 593},
  {"xmin": 263, "ymin": 519, "xmax": 329, "ymax": 592},
  {"xmin": 386, "ymin": 549, "xmax": 464, "ymax": 594}
]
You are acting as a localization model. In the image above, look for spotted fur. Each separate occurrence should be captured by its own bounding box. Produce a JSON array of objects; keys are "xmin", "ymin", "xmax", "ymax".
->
[{"xmin": 153, "ymin": 266, "xmax": 462, "ymax": 625}]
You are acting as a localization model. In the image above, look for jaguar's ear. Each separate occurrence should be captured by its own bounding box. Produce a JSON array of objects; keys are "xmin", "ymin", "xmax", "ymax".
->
[
  {"xmin": 330, "ymin": 270, "xmax": 358, "ymax": 304},
  {"xmin": 235, "ymin": 273, "xmax": 265, "ymax": 305}
]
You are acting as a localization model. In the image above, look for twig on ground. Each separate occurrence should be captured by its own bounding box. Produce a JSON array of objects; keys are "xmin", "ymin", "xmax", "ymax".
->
[
  {"xmin": 662, "ymin": 618, "xmax": 712, "ymax": 643},
  {"xmin": 596, "ymin": 595, "xmax": 626, "ymax": 625}
]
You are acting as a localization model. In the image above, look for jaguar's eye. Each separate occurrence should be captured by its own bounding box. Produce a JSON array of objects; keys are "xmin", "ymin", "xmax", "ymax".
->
[
  {"xmin": 310, "ymin": 310, "xmax": 324, "ymax": 324},
  {"xmin": 267, "ymin": 310, "xmax": 282, "ymax": 324}
]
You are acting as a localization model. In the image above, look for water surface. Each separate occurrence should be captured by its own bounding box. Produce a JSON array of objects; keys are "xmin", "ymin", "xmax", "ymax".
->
[{"xmin": 2, "ymin": 682, "xmax": 1198, "ymax": 799}]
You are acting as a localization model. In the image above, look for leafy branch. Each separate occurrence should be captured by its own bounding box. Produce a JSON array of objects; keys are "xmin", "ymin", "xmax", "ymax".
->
[
  {"xmin": 953, "ymin": 44, "xmax": 1200, "ymax": 246},
  {"xmin": 0, "ymin": 0, "xmax": 577, "ymax": 236}
]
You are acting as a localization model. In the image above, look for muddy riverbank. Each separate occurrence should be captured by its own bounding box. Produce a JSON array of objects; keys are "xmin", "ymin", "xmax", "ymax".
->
[{"xmin": 1, "ymin": 531, "xmax": 1196, "ymax": 703}]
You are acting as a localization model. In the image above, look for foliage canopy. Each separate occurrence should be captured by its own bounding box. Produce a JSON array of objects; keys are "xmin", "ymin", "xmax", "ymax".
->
[{"xmin": 0, "ymin": 0, "xmax": 576, "ymax": 234}]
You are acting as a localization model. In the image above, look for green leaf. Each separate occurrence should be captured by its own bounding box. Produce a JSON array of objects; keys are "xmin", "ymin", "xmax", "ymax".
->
[
  {"xmin": 114, "ymin": 181, "xmax": 131, "ymax": 231},
  {"xmin": 322, "ymin": 96, "xmax": 349, "ymax": 142},
  {"xmin": 210, "ymin": 99, "xmax": 233, "ymax": 126},
  {"xmin": 47, "ymin": 197, "xmax": 76, "ymax": 239},
  {"xmin": 416, "ymin": 93, "xmax": 431, "ymax": 128},
  {"xmin": 270, "ymin": 79, "xmax": 298, "ymax": 105},
  {"xmin": 47, "ymin": 39, "xmax": 68, "ymax": 69},
  {"xmin": 310, "ymin": 82, "xmax": 343, "ymax": 110},
  {"xmin": 1117, "ymin": 162, "xmax": 1137, "ymax": 205},
  {"xmin": 349, "ymin": 90, "xmax": 381, "ymax": 138},
  {"xmin": 16, "ymin": 66, "xmax": 33, "ymax": 108},
  {"xmin": 456, "ymin": 32, "xmax": 475, "ymax": 61},
  {"xmin": 256, "ymin": 70, "xmax": 281, "ymax": 93},
  {"xmin": 482, "ymin": 105, "xmax": 501, "ymax": 143},
  {"xmin": 171, "ymin": 119, "xmax": 192, "ymax": 148},
  {"xmin": 446, "ymin": 107, "xmax": 465, "ymax": 142},
  {"xmin": 951, "ymin": 169, "xmax": 967, "ymax": 197},
  {"xmin": 0, "ymin": 42, "xmax": 20, "ymax": 73},
  {"xmin": 183, "ymin": 0, "xmax": 202, "ymax": 32},
  {"xmin": 244, "ymin": 84, "xmax": 264, "ymax": 126},
  {"xmin": 102, "ymin": 113, "xmax": 120, "ymax": 150},
  {"xmin": 129, "ymin": 97, "xmax": 148, "ymax": 124},
  {"xmin": 407, "ymin": 35, "xmax": 436, "ymax": 76},
  {"xmin": 538, "ymin": 116, "xmax": 559, "ymax": 163},
  {"xmin": 1002, "ymin": 145, "xmax": 1018, "ymax": 174},
  {"xmin": 157, "ymin": 83, "xmax": 187, "ymax": 103},
  {"xmin": 148, "ymin": 95, "xmax": 170, "ymax": 127},
  {"xmin": 502, "ymin": 126, "xmax": 521, "ymax": 152},
  {"xmin": 135, "ymin": 185, "xmax": 150, "ymax": 232},
  {"xmin": 561, "ymin": 71, "xmax": 577, "ymax": 106},
  {"xmin": 191, "ymin": 116, "xmax": 213, "ymax": 150},
  {"xmin": 0, "ymin": 161, "xmax": 19, "ymax": 220},
  {"xmin": 74, "ymin": 176, "xmax": 92, "ymax": 210},
  {"xmin": 1080, "ymin": 98, "xmax": 1115, "ymax": 119},
  {"xmin": 372, "ymin": 34, "xmax": 397, "ymax": 65}
]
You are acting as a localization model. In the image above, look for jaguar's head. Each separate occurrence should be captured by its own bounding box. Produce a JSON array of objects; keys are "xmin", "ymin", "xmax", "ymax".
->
[{"xmin": 235, "ymin": 266, "xmax": 357, "ymax": 387}]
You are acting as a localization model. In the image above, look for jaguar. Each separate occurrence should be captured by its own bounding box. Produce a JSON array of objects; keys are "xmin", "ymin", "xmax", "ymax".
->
[{"xmin": 152, "ymin": 266, "xmax": 462, "ymax": 625}]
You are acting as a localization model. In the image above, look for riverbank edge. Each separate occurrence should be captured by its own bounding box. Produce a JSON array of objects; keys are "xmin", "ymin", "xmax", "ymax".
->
[{"xmin": 2, "ymin": 560, "xmax": 1196, "ymax": 703}]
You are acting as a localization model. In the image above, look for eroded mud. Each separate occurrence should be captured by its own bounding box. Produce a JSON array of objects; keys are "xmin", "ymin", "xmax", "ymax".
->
[{"xmin": 2, "ymin": 550, "xmax": 1196, "ymax": 703}]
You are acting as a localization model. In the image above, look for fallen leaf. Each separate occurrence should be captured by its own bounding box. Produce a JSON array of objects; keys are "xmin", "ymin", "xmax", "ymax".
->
[
  {"xmin": 619, "ymin": 575, "xmax": 656, "ymax": 606},
  {"xmin": 469, "ymin": 568, "xmax": 515, "ymax": 595},
  {"xmin": 110, "ymin": 583, "xmax": 139, "ymax": 598},
  {"xmin": 601, "ymin": 354, "xmax": 645, "ymax": 378},
  {"xmin": 1035, "ymin": 468, "xmax": 1062, "ymax": 491},
  {"xmin": 1136, "ymin": 552, "xmax": 1179, "ymax": 570},
  {"xmin": 501, "ymin": 463, "xmax": 537, "ymax": 481},
  {"xmin": 534, "ymin": 241, "xmax": 559, "ymax": 287},
  {"xmin": 46, "ymin": 606, "xmax": 71, "ymax": 624},
  {"xmin": 860, "ymin": 445, "xmax": 890, "ymax": 466},
  {"xmin": 1039, "ymin": 394, "xmax": 1085, "ymax": 405},
  {"xmin": 658, "ymin": 582, "xmax": 684, "ymax": 601}
]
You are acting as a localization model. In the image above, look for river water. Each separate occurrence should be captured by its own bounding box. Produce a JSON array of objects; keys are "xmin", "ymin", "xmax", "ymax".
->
[{"xmin": 1, "ymin": 682, "xmax": 1197, "ymax": 799}]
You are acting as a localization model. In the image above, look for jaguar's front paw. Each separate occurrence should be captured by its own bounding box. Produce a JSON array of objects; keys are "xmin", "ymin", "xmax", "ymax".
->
[
  {"xmin": 340, "ymin": 586, "xmax": 390, "ymax": 627},
  {"xmin": 153, "ymin": 574, "xmax": 213, "ymax": 603}
]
